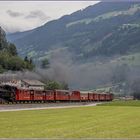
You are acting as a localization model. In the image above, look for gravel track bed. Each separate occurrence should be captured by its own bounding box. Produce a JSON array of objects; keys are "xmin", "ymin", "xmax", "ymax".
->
[{"xmin": 0, "ymin": 102, "xmax": 101, "ymax": 112}]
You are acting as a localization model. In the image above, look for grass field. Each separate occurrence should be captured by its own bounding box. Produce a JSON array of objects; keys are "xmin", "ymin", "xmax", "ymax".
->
[
  {"xmin": 98, "ymin": 100, "xmax": 140, "ymax": 107},
  {"xmin": 0, "ymin": 101, "xmax": 140, "ymax": 138}
]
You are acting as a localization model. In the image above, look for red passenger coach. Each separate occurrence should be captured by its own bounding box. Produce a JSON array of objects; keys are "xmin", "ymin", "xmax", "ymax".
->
[
  {"xmin": 70, "ymin": 91, "xmax": 80, "ymax": 101},
  {"xmin": 0, "ymin": 80, "xmax": 114, "ymax": 103},
  {"xmin": 99, "ymin": 93, "xmax": 106, "ymax": 101},
  {"xmin": 88, "ymin": 92, "xmax": 94, "ymax": 101},
  {"xmin": 105, "ymin": 94, "xmax": 111, "ymax": 101},
  {"xmin": 55, "ymin": 90, "xmax": 70, "ymax": 101},
  {"xmin": 33, "ymin": 90, "xmax": 44, "ymax": 101},
  {"xmin": 93, "ymin": 93, "xmax": 100, "ymax": 101},
  {"xmin": 80, "ymin": 91, "xmax": 89, "ymax": 101},
  {"xmin": 104, "ymin": 93, "xmax": 113, "ymax": 101},
  {"xmin": 16, "ymin": 89, "xmax": 31, "ymax": 101},
  {"xmin": 44, "ymin": 90, "xmax": 55, "ymax": 101}
]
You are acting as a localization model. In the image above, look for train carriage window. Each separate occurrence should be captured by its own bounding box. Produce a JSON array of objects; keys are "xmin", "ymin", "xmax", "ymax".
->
[
  {"xmin": 46, "ymin": 92, "xmax": 49, "ymax": 95},
  {"xmin": 30, "ymin": 90, "xmax": 34, "ymax": 94},
  {"xmin": 69, "ymin": 92, "xmax": 72, "ymax": 96},
  {"xmin": 46, "ymin": 91, "xmax": 51, "ymax": 96}
]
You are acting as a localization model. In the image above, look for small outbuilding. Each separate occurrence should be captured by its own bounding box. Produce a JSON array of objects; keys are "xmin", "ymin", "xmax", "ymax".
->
[{"xmin": 21, "ymin": 79, "xmax": 45, "ymax": 90}]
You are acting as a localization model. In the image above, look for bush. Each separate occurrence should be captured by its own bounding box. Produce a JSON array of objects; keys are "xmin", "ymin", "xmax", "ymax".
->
[{"xmin": 45, "ymin": 81, "xmax": 69, "ymax": 90}]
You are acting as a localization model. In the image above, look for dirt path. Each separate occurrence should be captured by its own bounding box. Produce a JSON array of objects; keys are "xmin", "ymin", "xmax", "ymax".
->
[{"xmin": 0, "ymin": 102, "xmax": 102, "ymax": 112}]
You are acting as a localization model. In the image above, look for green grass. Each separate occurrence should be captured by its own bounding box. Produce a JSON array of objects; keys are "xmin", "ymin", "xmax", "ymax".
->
[
  {"xmin": 0, "ymin": 105, "xmax": 140, "ymax": 138},
  {"xmin": 98, "ymin": 100, "xmax": 140, "ymax": 107}
]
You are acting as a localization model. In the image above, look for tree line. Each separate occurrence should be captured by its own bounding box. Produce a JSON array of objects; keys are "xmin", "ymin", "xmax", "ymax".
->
[{"xmin": 0, "ymin": 27, "xmax": 34, "ymax": 73}]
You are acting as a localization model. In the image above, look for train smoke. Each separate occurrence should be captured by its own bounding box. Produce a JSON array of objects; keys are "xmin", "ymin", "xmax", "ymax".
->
[
  {"xmin": 35, "ymin": 50, "xmax": 115, "ymax": 90},
  {"xmin": 1, "ymin": 49, "xmax": 140, "ymax": 97}
]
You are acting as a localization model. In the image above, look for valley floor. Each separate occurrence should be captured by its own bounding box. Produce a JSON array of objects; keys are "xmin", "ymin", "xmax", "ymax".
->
[{"xmin": 0, "ymin": 101, "xmax": 140, "ymax": 138}]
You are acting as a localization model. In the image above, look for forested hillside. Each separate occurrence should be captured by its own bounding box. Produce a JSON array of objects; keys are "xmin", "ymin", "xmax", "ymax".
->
[
  {"xmin": 0, "ymin": 27, "xmax": 34, "ymax": 73},
  {"xmin": 7, "ymin": 2, "xmax": 140, "ymax": 62}
]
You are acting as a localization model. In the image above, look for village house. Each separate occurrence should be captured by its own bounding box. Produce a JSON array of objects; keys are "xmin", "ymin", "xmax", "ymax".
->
[{"xmin": 1, "ymin": 79, "xmax": 45, "ymax": 90}]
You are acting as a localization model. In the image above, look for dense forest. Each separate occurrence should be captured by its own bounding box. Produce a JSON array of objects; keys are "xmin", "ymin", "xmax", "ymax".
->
[{"xmin": 0, "ymin": 27, "xmax": 34, "ymax": 73}]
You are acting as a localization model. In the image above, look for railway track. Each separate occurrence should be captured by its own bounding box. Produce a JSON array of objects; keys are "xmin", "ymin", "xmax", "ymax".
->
[{"xmin": 0, "ymin": 102, "xmax": 102, "ymax": 112}]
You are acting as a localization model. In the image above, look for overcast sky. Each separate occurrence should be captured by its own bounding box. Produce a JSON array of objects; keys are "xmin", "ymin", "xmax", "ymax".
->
[{"xmin": 0, "ymin": 1, "xmax": 99, "ymax": 33}]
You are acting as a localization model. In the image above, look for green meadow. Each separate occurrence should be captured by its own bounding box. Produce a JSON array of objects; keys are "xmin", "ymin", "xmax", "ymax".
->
[
  {"xmin": 98, "ymin": 100, "xmax": 140, "ymax": 107},
  {"xmin": 0, "ymin": 101, "xmax": 140, "ymax": 138}
]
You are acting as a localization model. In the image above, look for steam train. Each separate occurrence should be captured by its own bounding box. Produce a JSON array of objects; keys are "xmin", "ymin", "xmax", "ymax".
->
[{"xmin": 0, "ymin": 84, "xmax": 113, "ymax": 103}]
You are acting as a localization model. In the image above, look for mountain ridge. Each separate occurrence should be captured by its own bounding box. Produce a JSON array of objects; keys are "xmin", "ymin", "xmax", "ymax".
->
[{"xmin": 7, "ymin": 2, "xmax": 140, "ymax": 62}]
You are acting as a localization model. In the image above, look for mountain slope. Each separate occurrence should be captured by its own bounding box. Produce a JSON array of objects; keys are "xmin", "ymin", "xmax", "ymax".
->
[{"xmin": 7, "ymin": 2, "xmax": 140, "ymax": 61}]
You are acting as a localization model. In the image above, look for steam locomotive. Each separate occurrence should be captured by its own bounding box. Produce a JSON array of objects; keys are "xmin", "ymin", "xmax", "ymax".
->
[{"xmin": 0, "ymin": 84, "xmax": 113, "ymax": 103}]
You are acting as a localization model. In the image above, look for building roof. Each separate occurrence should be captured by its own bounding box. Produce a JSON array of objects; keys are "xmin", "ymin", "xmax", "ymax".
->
[
  {"xmin": 79, "ymin": 91, "xmax": 111, "ymax": 95},
  {"xmin": 55, "ymin": 90, "xmax": 69, "ymax": 92},
  {"xmin": 22, "ymin": 79, "xmax": 45, "ymax": 86},
  {"xmin": 80, "ymin": 91, "xmax": 93, "ymax": 94}
]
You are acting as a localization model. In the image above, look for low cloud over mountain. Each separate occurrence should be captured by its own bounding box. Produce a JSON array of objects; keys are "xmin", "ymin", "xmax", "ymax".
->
[
  {"xmin": 6, "ymin": 10, "xmax": 24, "ymax": 17},
  {"xmin": 25, "ymin": 10, "xmax": 50, "ymax": 21}
]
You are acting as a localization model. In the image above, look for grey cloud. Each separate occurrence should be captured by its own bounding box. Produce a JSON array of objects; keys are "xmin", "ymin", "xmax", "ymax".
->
[
  {"xmin": 6, "ymin": 10, "xmax": 24, "ymax": 17},
  {"xmin": 25, "ymin": 10, "xmax": 50, "ymax": 21}
]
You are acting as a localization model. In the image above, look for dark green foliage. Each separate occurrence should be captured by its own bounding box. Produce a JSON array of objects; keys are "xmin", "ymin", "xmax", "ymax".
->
[
  {"xmin": 24, "ymin": 56, "xmax": 29, "ymax": 62},
  {"xmin": 29, "ymin": 58, "xmax": 33, "ymax": 65},
  {"xmin": 7, "ymin": 43, "xmax": 17, "ymax": 56},
  {"xmin": 0, "ymin": 52, "xmax": 34, "ymax": 72},
  {"xmin": 0, "ymin": 27, "xmax": 7, "ymax": 51},
  {"xmin": 45, "ymin": 81, "xmax": 62, "ymax": 90},
  {"xmin": 45, "ymin": 81, "xmax": 69, "ymax": 90},
  {"xmin": 0, "ymin": 65, "xmax": 4, "ymax": 73},
  {"xmin": 41, "ymin": 58, "xmax": 50, "ymax": 69},
  {"xmin": 0, "ymin": 27, "xmax": 34, "ymax": 73}
]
